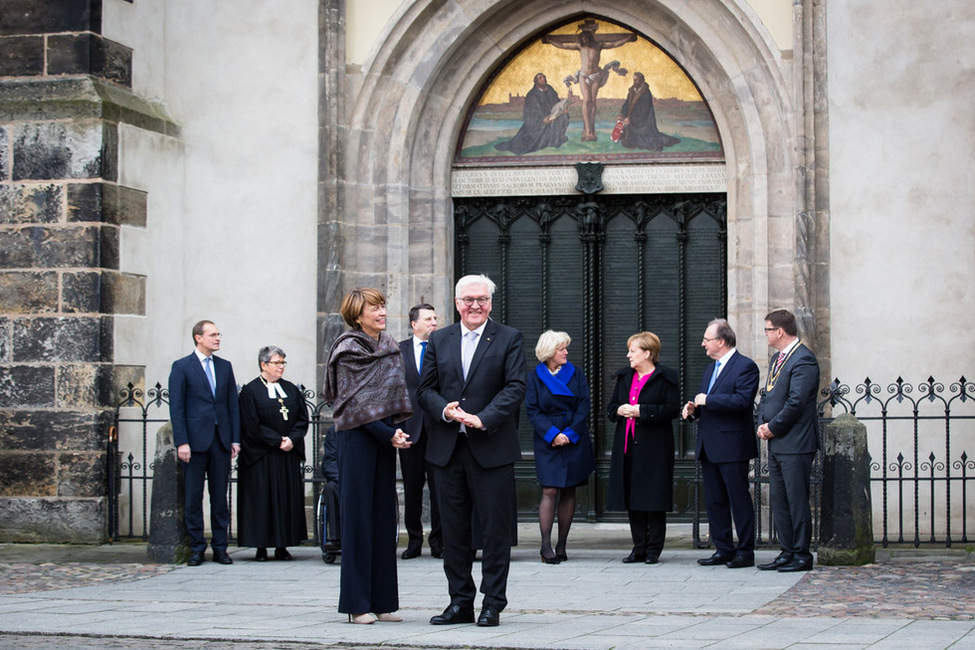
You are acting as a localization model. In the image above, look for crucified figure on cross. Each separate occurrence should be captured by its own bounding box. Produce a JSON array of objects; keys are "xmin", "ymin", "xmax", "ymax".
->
[{"xmin": 543, "ymin": 20, "xmax": 637, "ymax": 142}]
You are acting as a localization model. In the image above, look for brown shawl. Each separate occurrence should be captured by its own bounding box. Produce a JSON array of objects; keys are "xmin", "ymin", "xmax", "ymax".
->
[{"xmin": 322, "ymin": 329, "xmax": 413, "ymax": 432}]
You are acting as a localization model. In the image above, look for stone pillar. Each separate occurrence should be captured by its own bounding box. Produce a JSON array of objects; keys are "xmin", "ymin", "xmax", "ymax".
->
[
  {"xmin": 0, "ymin": 0, "xmax": 174, "ymax": 542},
  {"xmin": 147, "ymin": 423, "xmax": 190, "ymax": 563},
  {"xmin": 818, "ymin": 413, "xmax": 875, "ymax": 565}
]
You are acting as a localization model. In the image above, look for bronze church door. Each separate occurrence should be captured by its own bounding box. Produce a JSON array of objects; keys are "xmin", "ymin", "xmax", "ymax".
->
[{"xmin": 454, "ymin": 192, "xmax": 727, "ymax": 522}]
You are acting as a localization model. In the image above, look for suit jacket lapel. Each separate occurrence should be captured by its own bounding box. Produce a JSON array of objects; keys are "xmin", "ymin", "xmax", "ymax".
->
[
  {"xmin": 711, "ymin": 351, "xmax": 739, "ymax": 393},
  {"xmin": 402, "ymin": 342, "xmax": 419, "ymax": 382}
]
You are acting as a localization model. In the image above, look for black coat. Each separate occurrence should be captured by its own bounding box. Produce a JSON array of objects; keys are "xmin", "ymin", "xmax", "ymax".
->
[{"xmin": 606, "ymin": 364, "xmax": 680, "ymax": 512}]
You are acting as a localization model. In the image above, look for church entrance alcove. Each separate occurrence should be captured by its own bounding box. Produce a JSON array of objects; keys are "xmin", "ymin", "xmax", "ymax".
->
[
  {"xmin": 450, "ymin": 14, "xmax": 730, "ymax": 522},
  {"xmin": 452, "ymin": 191, "xmax": 727, "ymax": 521}
]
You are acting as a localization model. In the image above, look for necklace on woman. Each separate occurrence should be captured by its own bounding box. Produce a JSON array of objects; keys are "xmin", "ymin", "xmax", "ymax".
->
[{"xmin": 259, "ymin": 375, "xmax": 289, "ymax": 421}]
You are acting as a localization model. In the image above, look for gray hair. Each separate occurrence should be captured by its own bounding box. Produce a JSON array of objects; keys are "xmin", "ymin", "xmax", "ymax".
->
[
  {"xmin": 455, "ymin": 274, "xmax": 496, "ymax": 298},
  {"xmin": 258, "ymin": 345, "xmax": 286, "ymax": 369},
  {"xmin": 707, "ymin": 318, "xmax": 736, "ymax": 347},
  {"xmin": 535, "ymin": 330, "xmax": 571, "ymax": 363}
]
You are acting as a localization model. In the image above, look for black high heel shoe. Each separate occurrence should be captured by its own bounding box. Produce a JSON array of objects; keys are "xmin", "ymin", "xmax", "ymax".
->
[
  {"xmin": 540, "ymin": 549, "xmax": 561, "ymax": 565},
  {"xmin": 555, "ymin": 543, "xmax": 567, "ymax": 562}
]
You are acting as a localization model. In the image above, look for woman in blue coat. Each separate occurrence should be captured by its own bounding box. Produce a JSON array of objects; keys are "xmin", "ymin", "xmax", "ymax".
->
[{"xmin": 525, "ymin": 330, "xmax": 596, "ymax": 564}]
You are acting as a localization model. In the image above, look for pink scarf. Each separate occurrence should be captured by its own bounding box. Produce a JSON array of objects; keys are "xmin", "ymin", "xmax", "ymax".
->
[{"xmin": 624, "ymin": 369, "xmax": 653, "ymax": 453}]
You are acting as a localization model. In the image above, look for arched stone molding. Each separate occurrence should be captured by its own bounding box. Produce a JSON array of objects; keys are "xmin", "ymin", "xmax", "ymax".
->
[{"xmin": 320, "ymin": 0, "xmax": 825, "ymax": 368}]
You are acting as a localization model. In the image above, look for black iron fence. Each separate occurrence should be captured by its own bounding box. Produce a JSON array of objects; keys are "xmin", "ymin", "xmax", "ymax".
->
[{"xmin": 109, "ymin": 376, "xmax": 975, "ymax": 548}]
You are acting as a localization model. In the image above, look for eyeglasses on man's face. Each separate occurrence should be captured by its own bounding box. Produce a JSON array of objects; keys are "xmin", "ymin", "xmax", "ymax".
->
[
  {"xmin": 458, "ymin": 296, "xmax": 491, "ymax": 306},
  {"xmin": 763, "ymin": 327, "xmax": 780, "ymax": 332},
  {"xmin": 265, "ymin": 360, "xmax": 287, "ymax": 366}
]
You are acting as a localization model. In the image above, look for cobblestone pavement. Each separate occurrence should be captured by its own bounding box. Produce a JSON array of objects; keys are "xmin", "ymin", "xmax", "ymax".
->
[
  {"xmin": 755, "ymin": 560, "xmax": 975, "ymax": 620},
  {"xmin": 0, "ymin": 635, "xmax": 345, "ymax": 649},
  {"xmin": 0, "ymin": 563, "xmax": 174, "ymax": 596}
]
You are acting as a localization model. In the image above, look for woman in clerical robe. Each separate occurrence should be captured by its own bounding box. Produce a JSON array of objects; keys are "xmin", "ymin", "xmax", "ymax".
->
[
  {"xmin": 237, "ymin": 345, "xmax": 308, "ymax": 561},
  {"xmin": 525, "ymin": 330, "xmax": 596, "ymax": 564},
  {"xmin": 323, "ymin": 288, "xmax": 413, "ymax": 625}
]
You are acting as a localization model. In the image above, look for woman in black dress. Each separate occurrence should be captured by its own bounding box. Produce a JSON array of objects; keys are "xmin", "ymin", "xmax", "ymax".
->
[
  {"xmin": 606, "ymin": 331, "xmax": 680, "ymax": 565},
  {"xmin": 323, "ymin": 288, "xmax": 413, "ymax": 625},
  {"xmin": 525, "ymin": 330, "xmax": 595, "ymax": 564},
  {"xmin": 237, "ymin": 345, "xmax": 308, "ymax": 561}
]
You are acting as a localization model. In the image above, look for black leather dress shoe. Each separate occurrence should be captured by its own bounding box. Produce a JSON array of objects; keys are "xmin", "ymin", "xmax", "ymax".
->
[
  {"xmin": 213, "ymin": 550, "xmax": 233, "ymax": 565},
  {"xmin": 274, "ymin": 548, "xmax": 293, "ymax": 561},
  {"xmin": 187, "ymin": 552, "xmax": 204, "ymax": 566},
  {"xmin": 477, "ymin": 606, "xmax": 501, "ymax": 627},
  {"xmin": 777, "ymin": 558, "xmax": 813, "ymax": 572},
  {"xmin": 401, "ymin": 545, "xmax": 421, "ymax": 560},
  {"xmin": 254, "ymin": 548, "xmax": 268, "ymax": 562},
  {"xmin": 697, "ymin": 552, "xmax": 733, "ymax": 566},
  {"xmin": 757, "ymin": 555, "xmax": 793, "ymax": 571},
  {"xmin": 430, "ymin": 547, "xmax": 444, "ymax": 559},
  {"xmin": 644, "ymin": 555, "xmax": 659, "ymax": 565},
  {"xmin": 430, "ymin": 604, "xmax": 475, "ymax": 625},
  {"xmin": 622, "ymin": 551, "xmax": 646, "ymax": 564},
  {"xmin": 725, "ymin": 555, "xmax": 755, "ymax": 569}
]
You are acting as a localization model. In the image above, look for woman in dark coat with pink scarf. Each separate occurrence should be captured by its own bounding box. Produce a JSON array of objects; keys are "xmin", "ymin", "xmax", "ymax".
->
[
  {"xmin": 323, "ymin": 288, "xmax": 413, "ymax": 625},
  {"xmin": 606, "ymin": 331, "xmax": 680, "ymax": 565}
]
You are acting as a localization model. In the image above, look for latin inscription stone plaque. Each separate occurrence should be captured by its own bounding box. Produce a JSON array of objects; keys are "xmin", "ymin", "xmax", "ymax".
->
[{"xmin": 452, "ymin": 164, "xmax": 727, "ymax": 197}]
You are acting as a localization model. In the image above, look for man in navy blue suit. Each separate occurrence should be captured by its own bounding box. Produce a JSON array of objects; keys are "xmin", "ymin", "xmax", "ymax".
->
[
  {"xmin": 169, "ymin": 320, "xmax": 241, "ymax": 566},
  {"xmin": 683, "ymin": 318, "xmax": 760, "ymax": 569},
  {"xmin": 399, "ymin": 303, "xmax": 443, "ymax": 559}
]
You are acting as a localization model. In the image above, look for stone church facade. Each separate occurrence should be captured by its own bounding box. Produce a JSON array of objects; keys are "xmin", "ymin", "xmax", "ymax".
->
[{"xmin": 1, "ymin": 1, "xmax": 972, "ymax": 541}]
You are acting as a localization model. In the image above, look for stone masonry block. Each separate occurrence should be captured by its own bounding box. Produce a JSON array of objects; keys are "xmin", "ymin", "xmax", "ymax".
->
[
  {"xmin": 0, "ymin": 408, "xmax": 110, "ymax": 452},
  {"xmin": 12, "ymin": 316, "xmax": 105, "ymax": 362},
  {"xmin": 0, "ymin": 364, "xmax": 55, "ymax": 407},
  {"xmin": 57, "ymin": 451, "xmax": 106, "ymax": 498},
  {"xmin": 0, "ymin": 35, "xmax": 44, "ymax": 76},
  {"xmin": 0, "ymin": 452, "xmax": 56, "ymax": 496},
  {"xmin": 56, "ymin": 363, "xmax": 117, "ymax": 407},
  {"xmin": 67, "ymin": 182, "xmax": 146, "ymax": 226},
  {"xmin": 0, "ymin": 317, "xmax": 9, "ymax": 362},
  {"xmin": 12, "ymin": 120, "xmax": 105, "ymax": 180},
  {"xmin": 0, "ymin": 270, "xmax": 58, "ymax": 313},
  {"xmin": 101, "ymin": 270, "xmax": 145, "ymax": 315},
  {"xmin": 47, "ymin": 33, "xmax": 132, "ymax": 87},
  {"xmin": 0, "ymin": 126, "xmax": 7, "ymax": 177},
  {"xmin": 0, "ymin": 497, "xmax": 107, "ymax": 543},
  {"xmin": 0, "ymin": 225, "xmax": 100, "ymax": 268},
  {"xmin": 61, "ymin": 270, "xmax": 100, "ymax": 312},
  {"xmin": 0, "ymin": 183, "xmax": 63, "ymax": 224},
  {"xmin": 0, "ymin": 0, "xmax": 102, "ymax": 37},
  {"xmin": 99, "ymin": 223, "xmax": 119, "ymax": 268}
]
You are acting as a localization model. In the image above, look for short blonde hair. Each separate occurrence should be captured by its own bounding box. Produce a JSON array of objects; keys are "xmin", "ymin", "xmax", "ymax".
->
[
  {"xmin": 627, "ymin": 331, "xmax": 661, "ymax": 364},
  {"xmin": 340, "ymin": 288, "xmax": 385, "ymax": 329},
  {"xmin": 535, "ymin": 330, "xmax": 571, "ymax": 362}
]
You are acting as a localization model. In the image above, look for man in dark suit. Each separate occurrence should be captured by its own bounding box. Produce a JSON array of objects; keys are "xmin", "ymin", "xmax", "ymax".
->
[
  {"xmin": 169, "ymin": 320, "xmax": 241, "ymax": 566},
  {"xmin": 683, "ymin": 319, "xmax": 760, "ymax": 569},
  {"xmin": 399, "ymin": 303, "xmax": 443, "ymax": 559},
  {"xmin": 756, "ymin": 309, "xmax": 820, "ymax": 572},
  {"xmin": 417, "ymin": 274, "xmax": 525, "ymax": 628}
]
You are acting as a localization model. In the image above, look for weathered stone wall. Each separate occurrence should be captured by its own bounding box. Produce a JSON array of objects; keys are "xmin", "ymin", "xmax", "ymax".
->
[{"xmin": 0, "ymin": 0, "xmax": 159, "ymax": 542}]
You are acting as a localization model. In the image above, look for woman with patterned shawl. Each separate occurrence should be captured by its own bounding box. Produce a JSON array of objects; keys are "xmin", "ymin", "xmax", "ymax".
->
[
  {"xmin": 323, "ymin": 288, "xmax": 413, "ymax": 625},
  {"xmin": 525, "ymin": 330, "xmax": 596, "ymax": 564}
]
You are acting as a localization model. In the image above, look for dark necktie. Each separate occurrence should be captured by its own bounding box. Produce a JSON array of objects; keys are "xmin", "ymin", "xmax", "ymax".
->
[{"xmin": 419, "ymin": 340, "xmax": 428, "ymax": 372}]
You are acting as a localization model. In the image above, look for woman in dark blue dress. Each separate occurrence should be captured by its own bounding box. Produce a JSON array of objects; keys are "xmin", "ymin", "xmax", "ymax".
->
[
  {"xmin": 323, "ymin": 288, "xmax": 414, "ymax": 625},
  {"xmin": 525, "ymin": 330, "xmax": 596, "ymax": 564}
]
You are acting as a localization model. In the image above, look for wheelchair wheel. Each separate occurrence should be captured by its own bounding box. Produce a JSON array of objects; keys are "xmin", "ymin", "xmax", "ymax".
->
[{"xmin": 317, "ymin": 492, "xmax": 337, "ymax": 564}]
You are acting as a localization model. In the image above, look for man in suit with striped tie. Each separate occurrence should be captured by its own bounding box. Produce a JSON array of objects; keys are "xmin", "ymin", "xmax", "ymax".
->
[{"xmin": 756, "ymin": 309, "xmax": 820, "ymax": 572}]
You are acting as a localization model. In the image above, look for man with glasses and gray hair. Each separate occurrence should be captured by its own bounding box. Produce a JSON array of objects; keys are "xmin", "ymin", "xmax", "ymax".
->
[
  {"xmin": 683, "ymin": 319, "xmax": 759, "ymax": 569},
  {"xmin": 417, "ymin": 274, "xmax": 525, "ymax": 628}
]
